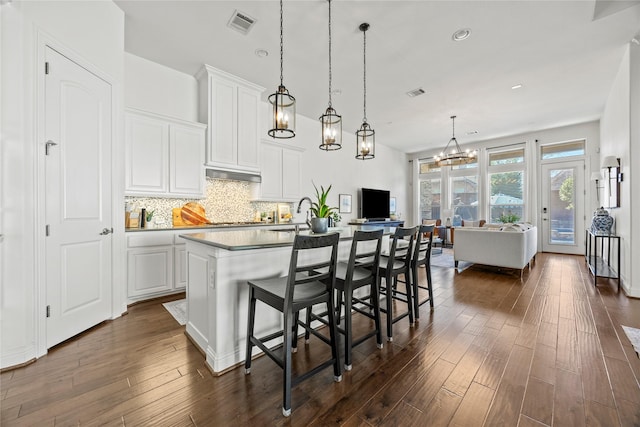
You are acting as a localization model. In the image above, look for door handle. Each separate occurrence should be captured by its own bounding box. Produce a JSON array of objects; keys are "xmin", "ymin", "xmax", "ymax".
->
[
  {"xmin": 45, "ymin": 140, "xmax": 58, "ymax": 155},
  {"xmin": 99, "ymin": 228, "xmax": 113, "ymax": 235},
  {"xmin": 543, "ymin": 218, "xmax": 548, "ymax": 221}
]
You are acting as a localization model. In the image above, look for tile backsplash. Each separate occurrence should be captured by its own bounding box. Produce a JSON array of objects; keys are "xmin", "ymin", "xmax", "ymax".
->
[{"xmin": 126, "ymin": 178, "xmax": 291, "ymax": 228}]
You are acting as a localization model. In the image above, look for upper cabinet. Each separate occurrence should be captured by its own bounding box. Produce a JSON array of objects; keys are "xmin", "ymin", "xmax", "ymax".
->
[
  {"xmin": 125, "ymin": 108, "xmax": 206, "ymax": 198},
  {"xmin": 256, "ymin": 140, "xmax": 303, "ymax": 202},
  {"xmin": 196, "ymin": 65, "xmax": 265, "ymax": 173}
]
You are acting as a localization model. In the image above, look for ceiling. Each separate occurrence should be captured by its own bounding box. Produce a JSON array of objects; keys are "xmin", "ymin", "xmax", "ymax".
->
[{"xmin": 114, "ymin": 0, "xmax": 640, "ymax": 154}]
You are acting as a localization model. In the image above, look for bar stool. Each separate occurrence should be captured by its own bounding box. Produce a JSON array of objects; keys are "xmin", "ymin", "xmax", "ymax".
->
[
  {"xmin": 244, "ymin": 233, "xmax": 342, "ymax": 417},
  {"xmin": 378, "ymin": 226, "xmax": 418, "ymax": 342},
  {"xmin": 411, "ymin": 224, "xmax": 434, "ymax": 320},
  {"xmin": 303, "ymin": 229, "xmax": 384, "ymax": 371}
]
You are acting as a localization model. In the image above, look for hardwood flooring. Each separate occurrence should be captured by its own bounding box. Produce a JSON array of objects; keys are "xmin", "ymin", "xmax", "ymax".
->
[{"xmin": 2, "ymin": 252, "xmax": 640, "ymax": 426}]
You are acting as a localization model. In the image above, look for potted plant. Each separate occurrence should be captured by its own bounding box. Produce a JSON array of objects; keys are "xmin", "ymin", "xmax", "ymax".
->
[
  {"xmin": 310, "ymin": 183, "xmax": 337, "ymax": 233},
  {"xmin": 498, "ymin": 212, "xmax": 520, "ymax": 224},
  {"xmin": 145, "ymin": 209, "xmax": 155, "ymax": 228}
]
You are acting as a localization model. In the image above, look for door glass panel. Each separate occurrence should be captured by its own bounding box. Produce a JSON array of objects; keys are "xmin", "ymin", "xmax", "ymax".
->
[
  {"xmin": 419, "ymin": 178, "xmax": 441, "ymax": 221},
  {"xmin": 548, "ymin": 168, "xmax": 575, "ymax": 244}
]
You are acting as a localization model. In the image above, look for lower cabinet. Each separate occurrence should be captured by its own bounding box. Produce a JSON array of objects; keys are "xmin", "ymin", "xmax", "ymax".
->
[{"xmin": 126, "ymin": 231, "xmax": 187, "ymax": 302}]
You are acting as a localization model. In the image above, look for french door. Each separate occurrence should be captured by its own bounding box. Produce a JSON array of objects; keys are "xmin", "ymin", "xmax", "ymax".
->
[{"xmin": 540, "ymin": 160, "xmax": 585, "ymax": 254}]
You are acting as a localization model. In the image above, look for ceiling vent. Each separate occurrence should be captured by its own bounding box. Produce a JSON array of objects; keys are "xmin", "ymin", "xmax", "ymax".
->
[
  {"xmin": 406, "ymin": 88, "xmax": 425, "ymax": 98},
  {"xmin": 228, "ymin": 10, "xmax": 256, "ymax": 35}
]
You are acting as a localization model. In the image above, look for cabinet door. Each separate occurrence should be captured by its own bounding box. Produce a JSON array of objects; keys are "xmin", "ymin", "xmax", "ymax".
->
[
  {"xmin": 236, "ymin": 86, "xmax": 260, "ymax": 169},
  {"xmin": 209, "ymin": 76, "xmax": 237, "ymax": 166},
  {"xmin": 174, "ymin": 245, "xmax": 187, "ymax": 290},
  {"xmin": 260, "ymin": 144, "xmax": 283, "ymax": 199},
  {"xmin": 127, "ymin": 246, "xmax": 173, "ymax": 298},
  {"xmin": 281, "ymin": 148, "xmax": 302, "ymax": 200},
  {"xmin": 169, "ymin": 123, "xmax": 205, "ymax": 197},
  {"xmin": 125, "ymin": 113, "xmax": 169, "ymax": 194}
]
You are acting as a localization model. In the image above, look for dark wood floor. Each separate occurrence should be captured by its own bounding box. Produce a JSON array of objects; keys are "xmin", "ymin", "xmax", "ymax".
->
[{"xmin": 2, "ymin": 252, "xmax": 640, "ymax": 426}]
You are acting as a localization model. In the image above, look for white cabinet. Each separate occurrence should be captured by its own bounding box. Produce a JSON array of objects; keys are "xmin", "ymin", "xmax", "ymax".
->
[
  {"xmin": 127, "ymin": 246, "xmax": 173, "ymax": 298},
  {"xmin": 256, "ymin": 141, "xmax": 303, "ymax": 202},
  {"xmin": 125, "ymin": 108, "xmax": 206, "ymax": 198},
  {"xmin": 196, "ymin": 65, "xmax": 264, "ymax": 172},
  {"xmin": 127, "ymin": 231, "xmax": 187, "ymax": 301}
]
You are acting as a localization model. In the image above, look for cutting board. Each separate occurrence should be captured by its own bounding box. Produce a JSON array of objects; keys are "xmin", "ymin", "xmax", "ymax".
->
[{"xmin": 180, "ymin": 202, "xmax": 212, "ymax": 225}]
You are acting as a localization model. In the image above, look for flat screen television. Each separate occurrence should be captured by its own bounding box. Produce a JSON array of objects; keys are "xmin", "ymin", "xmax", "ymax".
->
[{"xmin": 360, "ymin": 188, "xmax": 390, "ymax": 221}]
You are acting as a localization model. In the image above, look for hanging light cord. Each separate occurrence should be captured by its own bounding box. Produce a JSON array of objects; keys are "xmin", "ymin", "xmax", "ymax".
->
[
  {"xmin": 362, "ymin": 26, "xmax": 367, "ymax": 123},
  {"xmin": 327, "ymin": 0, "xmax": 333, "ymax": 108},
  {"xmin": 279, "ymin": 0, "xmax": 284, "ymax": 87}
]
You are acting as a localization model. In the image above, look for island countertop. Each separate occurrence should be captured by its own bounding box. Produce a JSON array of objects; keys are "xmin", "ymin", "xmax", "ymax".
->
[{"xmin": 179, "ymin": 224, "xmax": 397, "ymax": 251}]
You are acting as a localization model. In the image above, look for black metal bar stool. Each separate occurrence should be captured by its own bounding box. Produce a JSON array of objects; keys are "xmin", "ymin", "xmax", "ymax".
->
[
  {"xmin": 302, "ymin": 229, "xmax": 384, "ymax": 371},
  {"xmin": 244, "ymin": 233, "xmax": 342, "ymax": 417},
  {"xmin": 411, "ymin": 224, "xmax": 435, "ymax": 319},
  {"xmin": 378, "ymin": 226, "xmax": 418, "ymax": 341}
]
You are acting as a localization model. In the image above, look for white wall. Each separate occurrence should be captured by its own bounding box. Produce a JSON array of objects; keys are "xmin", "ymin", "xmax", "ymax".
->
[
  {"xmin": 124, "ymin": 53, "xmax": 199, "ymax": 122},
  {"xmin": 260, "ymin": 104, "xmax": 409, "ymax": 226},
  {"xmin": 0, "ymin": 0, "xmax": 125, "ymax": 369},
  {"xmin": 601, "ymin": 42, "xmax": 639, "ymax": 297}
]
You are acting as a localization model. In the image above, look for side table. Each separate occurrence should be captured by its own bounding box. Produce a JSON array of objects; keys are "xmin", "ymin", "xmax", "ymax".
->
[{"xmin": 585, "ymin": 229, "xmax": 621, "ymax": 290}]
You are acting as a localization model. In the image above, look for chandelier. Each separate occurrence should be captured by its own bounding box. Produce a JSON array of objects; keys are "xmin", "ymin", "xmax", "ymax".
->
[
  {"xmin": 319, "ymin": 0, "xmax": 342, "ymax": 151},
  {"xmin": 356, "ymin": 23, "xmax": 374, "ymax": 160},
  {"xmin": 434, "ymin": 116, "xmax": 477, "ymax": 166},
  {"xmin": 267, "ymin": 0, "xmax": 296, "ymax": 139}
]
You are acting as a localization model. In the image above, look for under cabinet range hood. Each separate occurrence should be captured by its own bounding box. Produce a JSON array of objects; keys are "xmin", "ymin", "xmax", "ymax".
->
[{"xmin": 205, "ymin": 168, "xmax": 262, "ymax": 183}]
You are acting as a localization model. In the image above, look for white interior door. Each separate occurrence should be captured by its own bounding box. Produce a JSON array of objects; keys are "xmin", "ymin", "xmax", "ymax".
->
[
  {"xmin": 540, "ymin": 160, "xmax": 585, "ymax": 254},
  {"xmin": 45, "ymin": 46, "xmax": 112, "ymax": 348}
]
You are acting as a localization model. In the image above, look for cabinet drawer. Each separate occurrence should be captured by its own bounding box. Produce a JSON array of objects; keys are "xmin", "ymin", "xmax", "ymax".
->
[{"xmin": 127, "ymin": 233, "xmax": 175, "ymax": 248}]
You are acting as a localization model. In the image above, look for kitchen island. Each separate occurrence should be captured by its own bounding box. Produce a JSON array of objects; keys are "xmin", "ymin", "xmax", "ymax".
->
[{"xmin": 180, "ymin": 225, "xmax": 394, "ymax": 374}]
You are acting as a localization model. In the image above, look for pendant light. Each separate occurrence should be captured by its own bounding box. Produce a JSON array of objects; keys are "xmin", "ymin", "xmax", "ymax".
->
[
  {"xmin": 319, "ymin": 0, "xmax": 342, "ymax": 151},
  {"xmin": 356, "ymin": 23, "xmax": 375, "ymax": 160},
  {"xmin": 434, "ymin": 116, "xmax": 477, "ymax": 166},
  {"xmin": 268, "ymin": 0, "xmax": 296, "ymax": 139}
]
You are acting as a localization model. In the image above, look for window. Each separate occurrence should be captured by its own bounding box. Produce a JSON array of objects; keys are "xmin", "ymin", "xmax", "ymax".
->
[
  {"xmin": 540, "ymin": 140, "xmax": 585, "ymax": 160},
  {"xmin": 488, "ymin": 147, "xmax": 525, "ymax": 223},
  {"xmin": 418, "ymin": 159, "xmax": 441, "ymax": 221},
  {"xmin": 450, "ymin": 175, "xmax": 478, "ymax": 223},
  {"xmin": 419, "ymin": 178, "xmax": 441, "ymax": 221}
]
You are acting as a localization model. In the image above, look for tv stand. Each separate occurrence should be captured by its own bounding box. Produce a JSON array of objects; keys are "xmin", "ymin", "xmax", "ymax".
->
[{"xmin": 349, "ymin": 219, "xmax": 405, "ymax": 227}]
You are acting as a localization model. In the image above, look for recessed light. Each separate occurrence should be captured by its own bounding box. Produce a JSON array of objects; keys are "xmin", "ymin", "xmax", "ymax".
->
[
  {"xmin": 452, "ymin": 28, "xmax": 471, "ymax": 42},
  {"xmin": 255, "ymin": 49, "xmax": 269, "ymax": 58},
  {"xmin": 511, "ymin": 84, "xmax": 523, "ymax": 90}
]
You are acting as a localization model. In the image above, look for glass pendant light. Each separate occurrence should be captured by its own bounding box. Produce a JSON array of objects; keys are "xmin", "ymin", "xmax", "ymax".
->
[
  {"xmin": 356, "ymin": 23, "xmax": 375, "ymax": 160},
  {"xmin": 319, "ymin": 0, "xmax": 342, "ymax": 151},
  {"xmin": 434, "ymin": 116, "xmax": 477, "ymax": 166},
  {"xmin": 268, "ymin": 0, "xmax": 296, "ymax": 139}
]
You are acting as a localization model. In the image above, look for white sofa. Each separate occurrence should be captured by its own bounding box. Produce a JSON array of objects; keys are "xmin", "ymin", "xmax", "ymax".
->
[{"xmin": 453, "ymin": 225, "xmax": 538, "ymax": 274}]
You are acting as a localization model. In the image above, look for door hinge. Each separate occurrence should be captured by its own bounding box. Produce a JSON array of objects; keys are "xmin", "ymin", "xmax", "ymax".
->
[
  {"xmin": 46, "ymin": 305, "xmax": 51, "ymax": 318},
  {"xmin": 45, "ymin": 62, "xmax": 50, "ymax": 74},
  {"xmin": 45, "ymin": 225, "xmax": 50, "ymax": 236}
]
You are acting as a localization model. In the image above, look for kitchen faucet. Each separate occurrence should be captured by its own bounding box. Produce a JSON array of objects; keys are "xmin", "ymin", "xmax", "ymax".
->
[{"xmin": 297, "ymin": 197, "xmax": 313, "ymax": 228}]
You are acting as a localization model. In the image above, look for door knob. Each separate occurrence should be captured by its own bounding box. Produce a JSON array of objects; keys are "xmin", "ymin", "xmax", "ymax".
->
[{"xmin": 99, "ymin": 228, "xmax": 113, "ymax": 235}]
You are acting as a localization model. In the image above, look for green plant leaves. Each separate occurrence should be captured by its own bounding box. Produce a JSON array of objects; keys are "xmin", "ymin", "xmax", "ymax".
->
[{"xmin": 310, "ymin": 182, "xmax": 337, "ymax": 218}]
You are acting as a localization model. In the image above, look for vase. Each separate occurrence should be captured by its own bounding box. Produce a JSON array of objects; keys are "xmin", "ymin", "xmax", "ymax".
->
[
  {"xmin": 310, "ymin": 217, "xmax": 328, "ymax": 234},
  {"xmin": 590, "ymin": 207, "xmax": 613, "ymax": 235}
]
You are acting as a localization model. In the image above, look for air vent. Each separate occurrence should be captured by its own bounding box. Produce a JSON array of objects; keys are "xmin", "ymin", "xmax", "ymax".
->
[
  {"xmin": 228, "ymin": 10, "xmax": 257, "ymax": 35},
  {"xmin": 406, "ymin": 88, "xmax": 425, "ymax": 98}
]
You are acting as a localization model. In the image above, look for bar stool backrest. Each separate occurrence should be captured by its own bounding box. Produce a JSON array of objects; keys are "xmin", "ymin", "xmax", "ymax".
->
[
  {"xmin": 286, "ymin": 233, "xmax": 340, "ymax": 307},
  {"xmin": 386, "ymin": 226, "xmax": 418, "ymax": 270},
  {"xmin": 413, "ymin": 224, "xmax": 434, "ymax": 265},
  {"xmin": 346, "ymin": 229, "xmax": 384, "ymax": 284}
]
